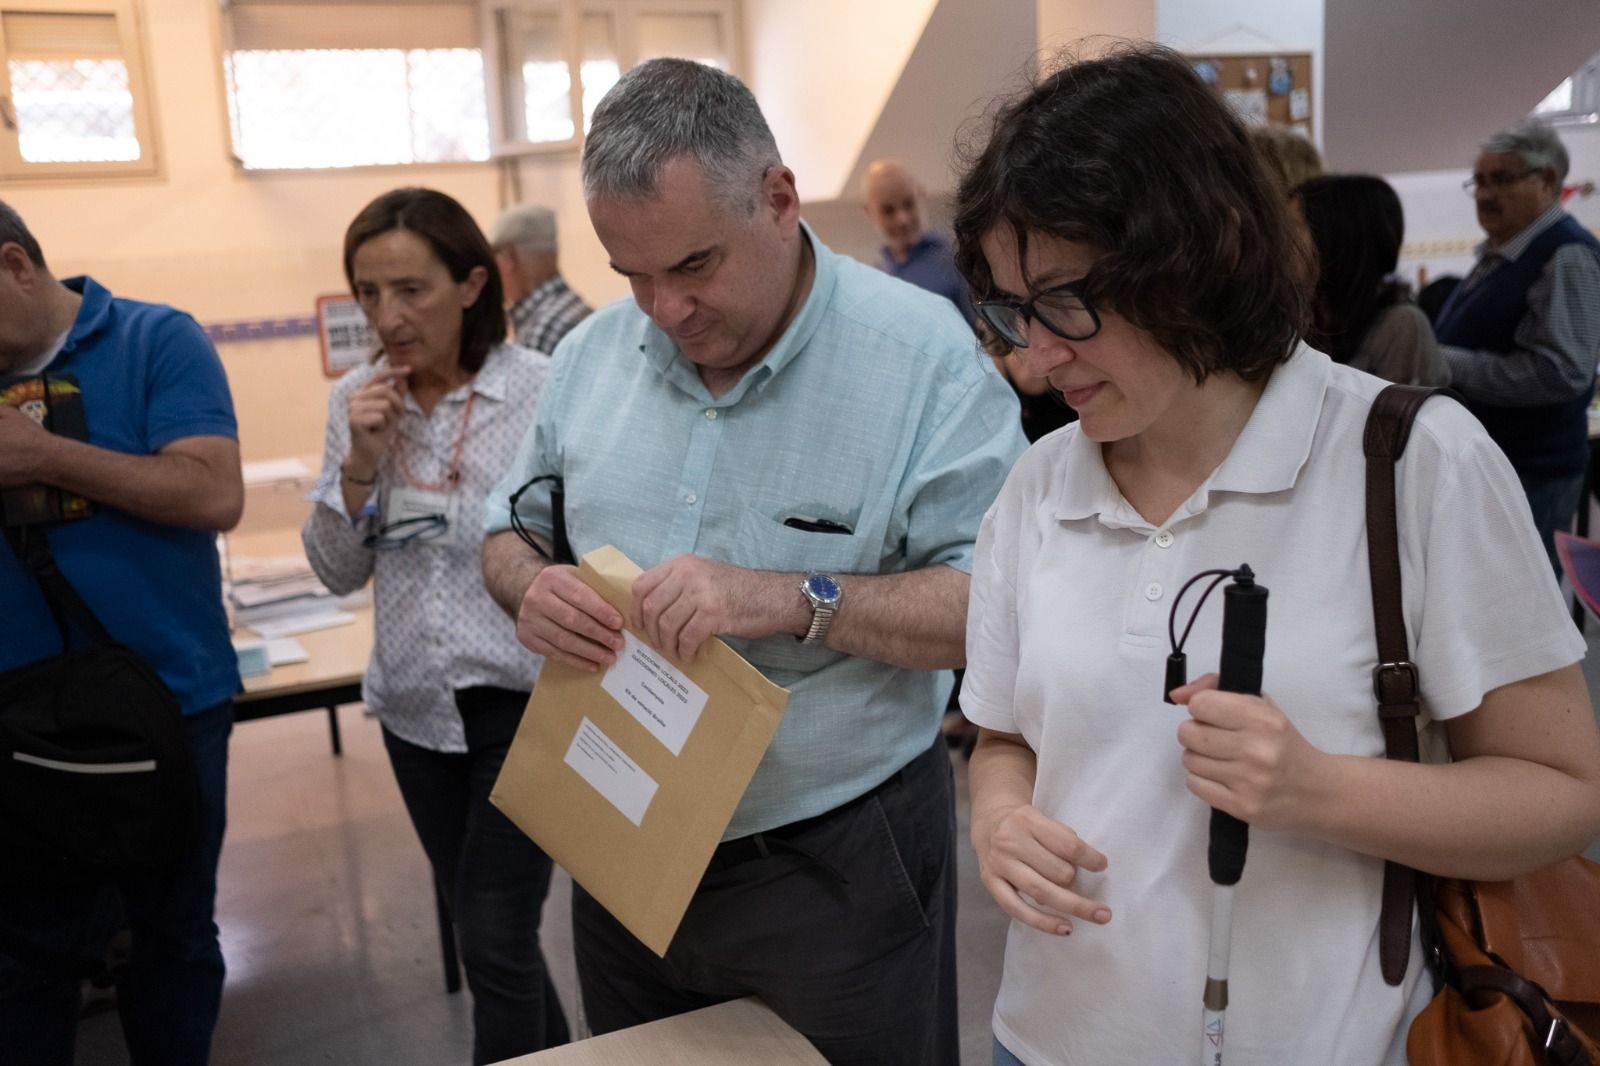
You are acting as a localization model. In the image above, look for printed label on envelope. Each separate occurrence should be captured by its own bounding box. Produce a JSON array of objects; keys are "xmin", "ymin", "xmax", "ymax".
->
[
  {"xmin": 563, "ymin": 717, "xmax": 659, "ymax": 826},
  {"xmin": 600, "ymin": 631, "xmax": 709, "ymax": 756}
]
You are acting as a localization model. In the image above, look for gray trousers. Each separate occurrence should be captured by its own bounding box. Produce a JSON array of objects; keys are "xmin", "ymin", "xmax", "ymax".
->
[{"xmin": 572, "ymin": 737, "xmax": 960, "ymax": 1066}]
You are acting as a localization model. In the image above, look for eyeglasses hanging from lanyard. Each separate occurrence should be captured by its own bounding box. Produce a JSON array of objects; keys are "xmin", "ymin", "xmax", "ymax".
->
[{"xmin": 506, "ymin": 474, "xmax": 574, "ymax": 565}]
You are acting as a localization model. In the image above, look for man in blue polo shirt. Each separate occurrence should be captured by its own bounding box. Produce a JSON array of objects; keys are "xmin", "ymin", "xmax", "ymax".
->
[
  {"xmin": 863, "ymin": 157, "xmax": 975, "ymax": 327},
  {"xmin": 482, "ymin": 61, "xmax": 1024, "ymax": 1066},
  {"xmin": 0, "ymin": 199, "xmax": 241, "ymax": 1065}
]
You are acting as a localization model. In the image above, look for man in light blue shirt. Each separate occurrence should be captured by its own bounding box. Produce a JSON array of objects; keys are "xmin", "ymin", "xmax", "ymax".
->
[{"xmin": 482, "ymin": 59, "xmax": 1023, "ymax": 1066}]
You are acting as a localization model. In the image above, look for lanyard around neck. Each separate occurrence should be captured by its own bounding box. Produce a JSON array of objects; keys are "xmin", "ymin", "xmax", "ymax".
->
[{"xmin": 395, "ymin": 390, "xmax": 477, "ymax": 491}]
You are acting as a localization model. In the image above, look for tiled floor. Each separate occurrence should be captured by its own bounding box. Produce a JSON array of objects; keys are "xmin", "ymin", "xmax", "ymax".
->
[{"xmin": 73, "ymin": 632, "xmax": 1600, "ymax": 1066}]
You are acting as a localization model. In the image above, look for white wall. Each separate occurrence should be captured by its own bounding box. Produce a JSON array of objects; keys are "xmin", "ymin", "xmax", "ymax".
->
[
  {"xmin": 1038, "ymin": 0, "xmax": 1154, "ymax": 57},
  {"xmin": 744, "ymin": 0, "xmax": 937, "ymax": 203},
  {"xmin": 1322, "ymin": 0, "xmax": 1600, "ymax": 174}
]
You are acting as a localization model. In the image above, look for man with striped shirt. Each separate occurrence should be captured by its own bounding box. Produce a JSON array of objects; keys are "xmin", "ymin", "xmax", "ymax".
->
[{"xmin": 490, "ymin": 204, "xmax": 592, "ymax": 354}]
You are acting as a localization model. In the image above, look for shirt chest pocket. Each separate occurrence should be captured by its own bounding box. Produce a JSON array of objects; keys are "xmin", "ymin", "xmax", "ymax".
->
[{"xmin": 725, "ymin": 505, "xmax": 877, "ymax": 576}]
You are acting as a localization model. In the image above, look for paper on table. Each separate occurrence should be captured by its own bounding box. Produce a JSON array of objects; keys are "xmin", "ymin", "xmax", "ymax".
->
[
  {"xmin": 263, "ymin": 637, "xmax": 309, "ymax": 666},
  {"xmin": 247, "ymin": 611, "xmax": 356, "ymax": 640},
  {"xmin": 241, "ymin": 457, "xmax": 312, "ymax": 485}
]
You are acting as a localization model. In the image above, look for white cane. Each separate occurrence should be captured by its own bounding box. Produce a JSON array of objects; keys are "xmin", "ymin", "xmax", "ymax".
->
[{"xmin": 1199, "ymin": 566, "xmax": 1267, "ymax": 1066}]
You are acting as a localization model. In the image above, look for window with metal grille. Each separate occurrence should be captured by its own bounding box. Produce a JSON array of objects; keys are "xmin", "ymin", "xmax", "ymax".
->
[
  {"xmin": 221, "ymin": 1, "xmax": 491, "ymax": 170},
  {"xmin": 218, "ymin": 0, "xmax": 740, "ymax": 171},
  {"xmin": 0, "ymin": 0, "xmax": 157, "ymax": 179},
  {"xmin": 486, "ymin": 0, "xmax": 739, "ymax": 157}
]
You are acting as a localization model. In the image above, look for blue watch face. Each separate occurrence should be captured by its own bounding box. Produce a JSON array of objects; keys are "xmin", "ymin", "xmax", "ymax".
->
[{"xmin": 806, "ymin": 574, "xmax": 840, "ymax": 602}]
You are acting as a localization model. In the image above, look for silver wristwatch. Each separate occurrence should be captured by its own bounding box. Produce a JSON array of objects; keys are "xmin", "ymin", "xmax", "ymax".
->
[{"xmin": 798, "ymin": 572, "xmax": 843, "ymax": 645}]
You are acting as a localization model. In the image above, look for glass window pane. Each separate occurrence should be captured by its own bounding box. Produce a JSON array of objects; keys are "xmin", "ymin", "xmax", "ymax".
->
[
  {"xmin": 224, "ymin": 47, "xmax": 488, "ymax": 169},
  {"xmin": 636, "ymin": 13, "xmax": 724, "ymax": 68},
  {"xmin": 8, "ymin": 56, "xmax": 138, "ymax": 162},
  {"xmin": 407, "ymin": 48, "xmax": 489, "ymax": 161},
  {"xmin": 578, "ymin": 12, "xmax": 617, "ymax": 133},
  {"xmin": 1536, "ymin": 77, "xmax": 1573, "ymax": 115},
  {"xmin": 500, "ymin": 10, "xmax": 571, "ymax": 143}
]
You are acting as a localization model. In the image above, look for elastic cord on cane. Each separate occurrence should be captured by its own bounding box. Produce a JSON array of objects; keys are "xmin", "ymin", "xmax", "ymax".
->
[{"xmin": 1164, "ymin": 564, "xmax": 1256, "ymax": 704}]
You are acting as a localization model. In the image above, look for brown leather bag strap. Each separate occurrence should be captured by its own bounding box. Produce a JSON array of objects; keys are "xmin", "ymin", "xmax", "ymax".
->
[
  {"xmin": 1458, "ymin": 966, "xmax": 1592, "ymax": 1066},
  {"xmin": 1363, "ymin": 384, "xmax": 1454, "ymax": 986}
]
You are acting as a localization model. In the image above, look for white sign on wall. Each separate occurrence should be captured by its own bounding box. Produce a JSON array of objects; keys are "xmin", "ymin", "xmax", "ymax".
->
[{"xmin": 316, "ymin": 295, "xmax": 375, "ymax": 378}]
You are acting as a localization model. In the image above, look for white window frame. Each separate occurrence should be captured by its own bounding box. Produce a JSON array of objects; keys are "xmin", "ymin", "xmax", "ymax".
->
[
  {"xmin": 480, "ymin": 0, "xmax": 740, "ymax": 159},
  {"xmin": 0, "ymin": 0, "xmax": 159, "ymax": 180}
]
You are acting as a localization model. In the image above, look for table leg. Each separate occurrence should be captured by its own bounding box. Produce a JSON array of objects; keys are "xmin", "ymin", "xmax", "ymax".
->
[{"xmin": 326, "ymin": 705, "xmax": 343, "ymax": 756}]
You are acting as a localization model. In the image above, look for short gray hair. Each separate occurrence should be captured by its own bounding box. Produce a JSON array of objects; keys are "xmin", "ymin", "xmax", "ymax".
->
[
  {"xmin": 490, "ymin": 204, "xmax": 558, "ymax": 254},
  {"xmin": 1482, "ymin": 122, "xmax": 1569, "ymax": 182},
  {"xmin": 0, "ymin": 199, "xmax": 45, "ymax": 266},
  {"xmin": 581, "ymin": 59, "xmax": 781, "ymax": 217}
]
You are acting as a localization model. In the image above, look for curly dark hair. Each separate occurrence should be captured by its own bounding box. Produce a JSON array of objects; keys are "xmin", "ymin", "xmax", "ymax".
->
[
  {"xmin": 953, "ymin": 44, "xmax": 1310, "ymax": 382},
  {"xmin": 343, "ymin": 188, "xmax": 507, "ymax": 374},
  {"xmin": 1293, "ymin": 174, "xmax": 1409, "ymax": 366}
]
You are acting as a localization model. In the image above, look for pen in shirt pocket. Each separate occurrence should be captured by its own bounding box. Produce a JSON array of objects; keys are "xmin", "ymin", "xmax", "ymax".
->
[{"xmin": 782, "ymin": 514, "xmax": 853, "ymax": 535}]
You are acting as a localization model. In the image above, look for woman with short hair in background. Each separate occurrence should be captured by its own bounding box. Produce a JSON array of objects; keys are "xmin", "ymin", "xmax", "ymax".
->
[{"xmin": 1294, "ymin": 173, "xmax": 1450, "ymax": 385}]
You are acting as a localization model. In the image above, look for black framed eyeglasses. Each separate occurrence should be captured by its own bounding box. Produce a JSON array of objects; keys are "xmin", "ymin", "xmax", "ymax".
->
[
  {"xmin": 363, "ymin": 514, "xmax": 448, "ymax": 551},
  {"xmin": 973, "ymin": 280, "xmax": 1102, "ymax": 348},
  {"xmin": 1462, "ymin": 169, "xmax": 1536, "ymax": 194}
]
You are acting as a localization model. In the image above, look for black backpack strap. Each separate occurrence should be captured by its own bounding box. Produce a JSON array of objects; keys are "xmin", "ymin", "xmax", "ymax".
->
[
  {"xmin": 2, "ymin": 523, "xmax": 114, "ymax": 647},
  {"xmin": 1363, "ymin": 384, "xmax": 1454, "ymax": 986}
]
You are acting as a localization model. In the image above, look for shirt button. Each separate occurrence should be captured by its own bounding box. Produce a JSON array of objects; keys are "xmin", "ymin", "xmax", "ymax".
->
[
  {"xmin": 705, "ymin": 409, "xmax": 718, "ymax": 420},
  {"xmin": 685, "ymin": 493, "xmax": 697, "ymax": 505},
  {"xmin": 1145, "ymin": 582, "xmax": 1163, "ymax": 601},
  {"xmin": 1154, "ymin": 530, "xmax": 1174, "ymax": 548}
]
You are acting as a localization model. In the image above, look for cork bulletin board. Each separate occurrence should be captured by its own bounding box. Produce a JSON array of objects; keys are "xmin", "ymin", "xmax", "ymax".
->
[{"xmin": 1187, "ymin": 52, "xmax": 1314, "ymax": 139}]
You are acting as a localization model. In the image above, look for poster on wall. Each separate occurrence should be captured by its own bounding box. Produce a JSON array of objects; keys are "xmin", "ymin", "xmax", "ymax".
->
[
  {"xmin": 316, "ymin": 295, "xmax": 375, "ymax": 378},
  {"xmin": 1223, "ymin": 88, "xmax": 1269, "ymax": 127},
  {"xmin": 1289, "ymin": 88, "xmax": 1310, "ymax": 122}
]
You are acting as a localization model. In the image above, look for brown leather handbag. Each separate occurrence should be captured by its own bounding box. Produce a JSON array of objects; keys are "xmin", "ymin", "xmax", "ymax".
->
[{"xmin": 1363, "ymin": 384, "xmax": 1600, "ymax": 1066}]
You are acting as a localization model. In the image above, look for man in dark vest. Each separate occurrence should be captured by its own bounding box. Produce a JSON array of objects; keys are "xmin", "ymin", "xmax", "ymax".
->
[{"xmin": 1436, "ymin": 122, "xmax": 1600, "ymax": 571}]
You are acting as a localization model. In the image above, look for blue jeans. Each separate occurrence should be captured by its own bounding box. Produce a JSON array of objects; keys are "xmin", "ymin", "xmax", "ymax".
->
[
  {"xmin": 994, "ymin": 1036, "xmax": 1028, "ymax": 1065},
  {"xmin": 1519, "ymin": 469, "xmax": 1586, "ymax": 575},
  {"xmin": 382, "ymin": 686, "xmax": 569, "ymax": 1065},
  {"xmin": 0, "ymin": 700, "xmax": 232, "ymax": 1066}
]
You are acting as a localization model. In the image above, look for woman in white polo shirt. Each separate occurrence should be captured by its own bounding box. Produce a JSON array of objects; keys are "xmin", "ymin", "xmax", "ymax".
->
[{"xmin": 952, "ymin": 46, "xmax": 1600, "ymax": 1066}]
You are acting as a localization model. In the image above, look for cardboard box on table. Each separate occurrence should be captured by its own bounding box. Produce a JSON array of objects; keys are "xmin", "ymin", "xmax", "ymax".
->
[{"xmin": 490, "ymin": 545, "xmax": 790, "ymax": 956}]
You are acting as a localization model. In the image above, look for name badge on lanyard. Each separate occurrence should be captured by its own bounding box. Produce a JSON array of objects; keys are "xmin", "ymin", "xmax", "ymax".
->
[
  {"xmin": 383, "ymin": 486, "xmax": 457, "ymax": 548},
  {"xmin": 383, "ymin": 389, "xmax": 478, "ymax": 550}
]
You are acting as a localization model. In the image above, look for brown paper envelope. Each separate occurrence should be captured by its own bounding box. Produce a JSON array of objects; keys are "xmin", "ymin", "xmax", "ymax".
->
[{"xmin": 490, "ymin": 545, "xmax": 790, "ymax": 956}]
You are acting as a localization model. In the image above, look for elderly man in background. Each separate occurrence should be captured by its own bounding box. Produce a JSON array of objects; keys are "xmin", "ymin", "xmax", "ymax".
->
[
  {"xmin": 862, "ymin": 158, "xmax": 974, "ymax": 326},
  {"xmin": 482, "ymin": 59, "xmax": 1024, "ymax": 1066},
  {"xmin": 1435, "ymin": 122, "xmax": 1600, "ymax": 570},
  {"xmin": 490, "ymin": 203, "xmax": 592, "ymax": 353}
]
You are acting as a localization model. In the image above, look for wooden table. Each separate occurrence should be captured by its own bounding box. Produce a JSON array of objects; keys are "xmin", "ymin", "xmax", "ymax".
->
[
  {"xmin": 235, "ymin": 606, "xmax": 371, "ymax": 755},
  {"xmin": 495, "ymin": 998, "xmax": 827, "ymax": 1065}
]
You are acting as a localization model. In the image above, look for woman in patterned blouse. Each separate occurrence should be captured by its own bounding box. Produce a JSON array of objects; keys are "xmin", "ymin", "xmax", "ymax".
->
[{"xmin": 302, "ymin": 188, "xmax": 568, "ymax": 1063}]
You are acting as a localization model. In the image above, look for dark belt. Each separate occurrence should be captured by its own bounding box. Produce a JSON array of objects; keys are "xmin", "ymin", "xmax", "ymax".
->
[{"xmin": 708, "ymin": 761, "xmax": 911, "ymax": 880}]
